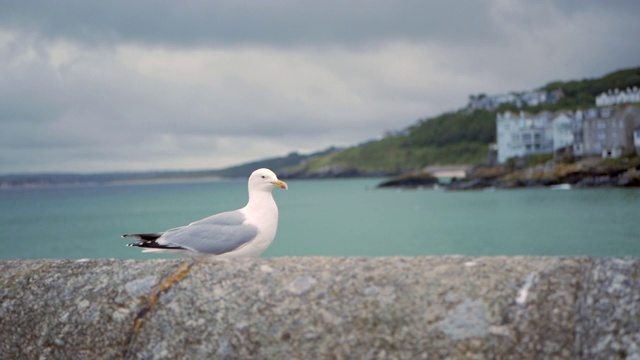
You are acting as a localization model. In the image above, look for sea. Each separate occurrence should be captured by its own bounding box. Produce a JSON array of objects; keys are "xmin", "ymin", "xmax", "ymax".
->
[{"xmin": 1, "ymin": 177, "xmax": 639, "ymax": 260}]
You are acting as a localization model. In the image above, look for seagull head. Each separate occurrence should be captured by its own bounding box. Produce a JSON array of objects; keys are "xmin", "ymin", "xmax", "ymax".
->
[{"xmin": 249, "ymin": 168, "xmax": 288, "ymax": 192}]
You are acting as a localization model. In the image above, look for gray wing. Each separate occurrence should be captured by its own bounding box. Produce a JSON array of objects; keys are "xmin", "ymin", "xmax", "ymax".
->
[
  {"xmin": 189, "ymin": 210, "xmax": 246, "ymax": 226},
  {"xmin": 159, "ymin": 222, "xmax": 259, "ymax": 255}
]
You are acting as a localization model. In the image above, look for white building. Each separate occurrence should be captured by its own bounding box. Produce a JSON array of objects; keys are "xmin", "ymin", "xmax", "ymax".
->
[
  {"xmin": 496, "ymin": 111, "xmax": 554, "ymax": 163},
  {"xmin": 551, "ymin": 112, "xmax": 574, "ymax": 151},
  {"xmin": 496, "ymin": 98, "xmax": 640, "ymax": 163},
  {"xmin": 596, "ymin": 87, "xmax": 640, "ymax": 107},
  {"xmin": 519, "ymin": 91, "xmax": 548, "ymax": 107},
  {"xmin": 469, "ymin": 90, "xmax": 562, "ymax": 111}
]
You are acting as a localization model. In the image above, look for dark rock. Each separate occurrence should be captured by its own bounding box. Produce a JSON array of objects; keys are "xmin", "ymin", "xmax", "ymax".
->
[
  {"xmin": 377, "ymin": 172, "xmax": 439, "ymax": 188},
  {"xmin": 445, "ymin": 159, "xmax": 640, "ymax": 190},
  {"xmin": 445, "ymin": 177, "xmax": 496, "ymax": 190}
]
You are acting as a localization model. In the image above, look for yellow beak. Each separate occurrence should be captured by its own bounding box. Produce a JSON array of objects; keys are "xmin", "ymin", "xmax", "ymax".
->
[{"xmin": 271, "ymin": 180, "xmax": 288, "ymax": 190}]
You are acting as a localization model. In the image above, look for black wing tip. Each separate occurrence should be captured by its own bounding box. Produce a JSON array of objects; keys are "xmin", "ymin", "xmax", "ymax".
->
[
  {"xmin": 126, "ymin": 242, "xmax": 185, "ymax": 250},
  {"xmin": 122, "ymin": 233, "xmax": 163, "ymax": 241}
]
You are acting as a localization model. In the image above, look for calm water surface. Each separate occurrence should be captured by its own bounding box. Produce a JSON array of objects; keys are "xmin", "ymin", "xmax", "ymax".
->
[{"xmin": 1, "ymin": 178, "xmax": 639, "ymax": 259}]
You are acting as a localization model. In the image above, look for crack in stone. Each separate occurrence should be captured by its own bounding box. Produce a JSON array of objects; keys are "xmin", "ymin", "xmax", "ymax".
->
[{"xmin": 122, "ymin": 260, "xmax": 194, "ymax": 359}]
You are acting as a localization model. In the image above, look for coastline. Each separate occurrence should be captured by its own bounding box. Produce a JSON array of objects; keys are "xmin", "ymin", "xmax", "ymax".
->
[{"xmin": 378, "ymin": 156, "xmax": 640, "ymax": 190}]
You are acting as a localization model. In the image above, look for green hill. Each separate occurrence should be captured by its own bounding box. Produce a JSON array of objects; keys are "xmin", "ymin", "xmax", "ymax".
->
[
  {"xmin": 538, "ymin": 66, "xmax": 640, "ymax": 111},
  {"xmin": 283, "ymin": 109, "xmax": 496, "ymax": 177},
  {"xmin": 282, "ymin": 66, "xmax": 640, "ymax": 177}
]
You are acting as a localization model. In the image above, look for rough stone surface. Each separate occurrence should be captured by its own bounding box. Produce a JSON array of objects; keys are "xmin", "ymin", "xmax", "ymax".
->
[{"xmin": 1, "ymin": 257, "xmax": 638, "ymax": 359}]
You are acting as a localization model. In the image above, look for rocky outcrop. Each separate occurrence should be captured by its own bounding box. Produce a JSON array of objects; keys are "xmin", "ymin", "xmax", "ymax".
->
[
  {"xmin": 445, "ymin": 158, "xmax": 640, "ymax": 190},
  {"xmin": 377, "ymin": 172, "xmax": 439, "ymax": 188},
  {"xmin": 1, "ymin": 257, "xmax": 639, "ymax": 359}
]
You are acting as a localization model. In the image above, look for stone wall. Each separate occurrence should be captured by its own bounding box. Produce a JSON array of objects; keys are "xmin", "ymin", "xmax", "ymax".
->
[{"xmin": 1, "ymin": 257, "xmax": 638, "ymax": 359}]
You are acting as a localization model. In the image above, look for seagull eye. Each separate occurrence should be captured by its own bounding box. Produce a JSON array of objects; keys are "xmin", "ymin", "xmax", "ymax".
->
[{"xmin": 261, "ymin": 175, "xmax": 266, "ymax": 179}]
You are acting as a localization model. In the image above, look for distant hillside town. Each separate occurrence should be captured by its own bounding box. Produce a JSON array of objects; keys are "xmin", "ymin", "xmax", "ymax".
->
[
  {"xmin": 467, "ymin": 89, "xmax": 564, "ymax": 111},
  {"xmin": 595, "ymin": 86, "xmax": 640, "ymax": 106},
  {"xmin": 494, "ymin": 87, "xmax": 640, "ymax": 164}
]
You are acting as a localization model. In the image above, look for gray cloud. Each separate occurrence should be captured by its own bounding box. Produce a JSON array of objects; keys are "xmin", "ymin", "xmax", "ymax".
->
[
  {"xmin": 1, "ymin": 1, "xmax": 639, "ymax": 173},
  {"xmin": 0, "ymin": 1, "xmax": 502, "ymax": 47}
]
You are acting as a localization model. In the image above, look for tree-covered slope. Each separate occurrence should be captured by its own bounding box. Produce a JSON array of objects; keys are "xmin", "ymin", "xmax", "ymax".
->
[
  {"xmin": 536, "ymin": 66, "xmax": 640, "ymax": 111},
  {"xmin": 284, "ymin": 109, "xmax": 496, "ymax": 177}
]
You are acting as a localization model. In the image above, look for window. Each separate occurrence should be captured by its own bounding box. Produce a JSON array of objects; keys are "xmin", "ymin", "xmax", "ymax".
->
[{"xmin": 598, "ymin": 131, "xmax": 606, "ymax": 141}]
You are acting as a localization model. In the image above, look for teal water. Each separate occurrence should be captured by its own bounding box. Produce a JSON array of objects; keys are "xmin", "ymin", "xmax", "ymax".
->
[{"xmin": 1, "ymin": 178, "xmax": 639, "ymax": 259}]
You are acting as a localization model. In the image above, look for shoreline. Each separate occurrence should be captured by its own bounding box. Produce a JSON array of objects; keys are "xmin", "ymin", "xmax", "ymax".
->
[{"xmin": 378, "ymin": 156, "xmax": 640, "ymax": 190}]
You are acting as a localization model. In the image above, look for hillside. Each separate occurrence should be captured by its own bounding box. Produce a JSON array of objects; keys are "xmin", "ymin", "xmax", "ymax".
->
[
  {"xmin": 538, "ymin": 66, "xmax": 640, "ymax": 111},
  {"xmin": 282, "ymin": 66, "xmax": 640, "ymax": 178},
  {"xmin": 283, "ymin": 110, "xmax": 496, "ymax": 177}
]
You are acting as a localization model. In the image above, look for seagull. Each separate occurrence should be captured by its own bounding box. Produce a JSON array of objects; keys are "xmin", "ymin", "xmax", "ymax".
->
[{"xmin": 123, "ymin": 168, "xmax": 288, "ymax": 259}]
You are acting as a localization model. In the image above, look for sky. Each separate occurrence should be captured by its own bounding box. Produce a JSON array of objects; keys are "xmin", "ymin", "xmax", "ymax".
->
[{"xmin": 1, "ymin": 1, "xmax": 639, "ymax": 174}]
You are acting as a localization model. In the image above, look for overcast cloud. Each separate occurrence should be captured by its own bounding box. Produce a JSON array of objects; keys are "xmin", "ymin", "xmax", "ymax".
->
[{"xmin": 1, "ymin": 1, "xmax": 639, "ymax": 174}]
